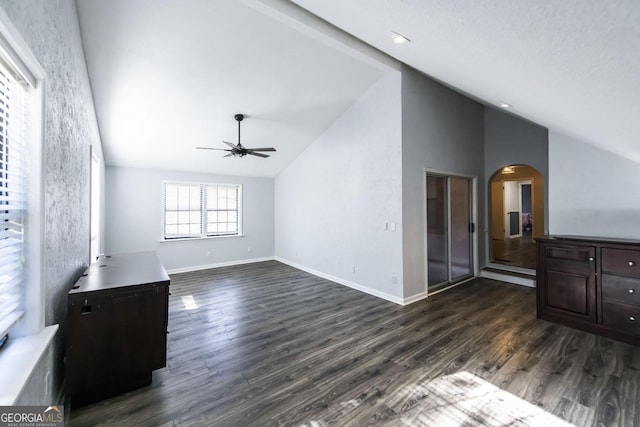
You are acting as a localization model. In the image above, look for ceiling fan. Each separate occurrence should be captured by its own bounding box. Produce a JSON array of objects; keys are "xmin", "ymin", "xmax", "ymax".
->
[{"xmin": 196, "ymin": 114, "xmax": 276, "ymax": 158}]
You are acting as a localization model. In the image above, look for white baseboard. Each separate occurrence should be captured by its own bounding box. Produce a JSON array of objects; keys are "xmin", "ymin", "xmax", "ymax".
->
[
  {"xmin": 403, "ymin": 291, "xmax": 428, "ymax": 305},
  {"xmin": 486, "ymin": 262, "xmax": 535, "ymax": 276},
  {"xmin": 168, "ymin": 256, "xmax": 473, "ymax": 306},
  {"xmin": 481, "ymin": 269, "xmax": 536, "ymax": 287},
  {"xmin": 166, "ymin": 256, "xmax": 275, "ymax": 275},
  {"xmin": 274, "ymin": 257, "xmax": 405, "ymax": 305}
]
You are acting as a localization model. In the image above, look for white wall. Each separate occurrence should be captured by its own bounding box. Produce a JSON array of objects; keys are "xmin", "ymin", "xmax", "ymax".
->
[
  {"xmin": 401, "ymin": 66, "xmax": 485, "ymax": 298},
  {"xmin": 549, "ymin": 131, "xmax": 640, "ymax": 238},
  {"xmin": 504, "ymin": 181, "xmax": 519, "ymax": 237},
  {"xmin": 275, "ymin": 73, "xmax": 404, "ymax": 301},
  {"xmin": 504, "ymin": 181, "xmax": 519, "ymax": 212},
  {"xmin": 105, "ymin": 166, "xmax": 274, "ymax": 271}
]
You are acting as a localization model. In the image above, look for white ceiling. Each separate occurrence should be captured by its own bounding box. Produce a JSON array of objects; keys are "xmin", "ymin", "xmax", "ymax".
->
[
  {"xmin": 78, "ymin": 0, "xmax": 640, "ymax": 177},
  {"xmin": 75, "ymin": 0, "xmax": 386, "ymax": 177},
  {"xmin": 292, "ymin": 0, "xmax": 640, "ymax": 163}
]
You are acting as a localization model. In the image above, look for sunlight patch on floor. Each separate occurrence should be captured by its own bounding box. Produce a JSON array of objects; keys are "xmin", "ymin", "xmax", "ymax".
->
[
  {"xmin": 180, "ymin": 295, "xmax": 198, "ymax": 310},
  {"xmin": 392, "ymin": 371, "xmax": 574, "ymax": 426},
  {"xmin": 301, "ymin": 371, "xmax": 574, "ymax": 426}
]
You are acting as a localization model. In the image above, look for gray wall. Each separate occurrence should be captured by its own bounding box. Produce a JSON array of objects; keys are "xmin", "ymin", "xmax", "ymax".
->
[
  {"xmin": 105, "ymin": 166, "xmax": 274, "ymax": 271},
  {"xmin": 275, "ymin": 73, "xmax": 404, "ymax": 300},
  {"xmin": 401, "ymin": 65, "xmax": 485, "ymax": 297},
  {"xmin": 484, "ymin": 108, "xmax": 549, "ymax": 178},
  {"xmin": 0, "ymin": 0, "xmax": 103, "ymax": 403},
  {"xmin": 549, "ymin": 131, "xmax": 640, "ymax": 238},
  {"xmin": 483, "ymin": 107, "xmax": 549, "ymax": 260}
]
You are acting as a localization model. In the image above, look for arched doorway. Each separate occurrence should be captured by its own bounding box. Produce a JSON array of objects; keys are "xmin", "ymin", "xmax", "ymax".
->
[{"xmin": 489, "ymin": 165, "xmax": 544, "ymax": 270}]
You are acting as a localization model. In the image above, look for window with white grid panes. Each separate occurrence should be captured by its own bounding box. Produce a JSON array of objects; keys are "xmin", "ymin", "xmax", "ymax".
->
[
  {"xmin": 206, "ymin": 185, "xmax": 238, "ymax": 236},
  {"xmin": 163, "ymin": 182, "xmax": 241, "ymax": 239},
  {"xmin": 163, "ymin": 183, "xmax": 203, "ymax": 239}
]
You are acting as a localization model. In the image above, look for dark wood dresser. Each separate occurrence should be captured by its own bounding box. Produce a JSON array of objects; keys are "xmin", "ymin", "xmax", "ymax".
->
[
  {"xmin": 537, "ymin": 235, "xmax": 640, "ymax": 345},
  {"xmin": 66, "ymin": 251, "xmax": 170, "ymax": 407}
]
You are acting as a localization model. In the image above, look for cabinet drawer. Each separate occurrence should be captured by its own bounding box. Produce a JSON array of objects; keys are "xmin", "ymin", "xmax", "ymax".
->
[
  {"xmin": 602, "ymin": 274, "xmax": 640, "ymax": 306},
  {"xmin": 602, "ymin": 301, "xmax": 640, "ymax": 336},
  {"xmin": 544, "ymin": 246, "xmax": 594, "ymax": 263},
  {"xmin": 602, "ymin": 248, "xmax": 640, "ymax": 278}
]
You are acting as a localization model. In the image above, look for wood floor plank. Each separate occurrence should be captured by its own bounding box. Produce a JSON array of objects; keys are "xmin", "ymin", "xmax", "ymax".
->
[{"xmin": 69, "ymin": 261, "xmax": 640, "ymax": 426}]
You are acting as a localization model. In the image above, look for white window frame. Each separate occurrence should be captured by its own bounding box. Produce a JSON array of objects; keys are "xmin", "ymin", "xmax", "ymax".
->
[
  {"xmin": 205, "ymin": 183, "xmax": 241, "ymax": 237},
  {"xmin": 0, "ymin": 7, "xmax": 46, "ymax": 339},
  {"xmin": 89, "ymin": 148, "xmax": 102, "ymax": 263},
  {"xmin": 162, "ymin": 181, "xmax": 243, "ymax": 241}
]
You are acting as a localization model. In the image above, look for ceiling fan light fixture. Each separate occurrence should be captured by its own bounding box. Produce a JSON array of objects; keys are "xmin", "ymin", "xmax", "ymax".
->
[
  {"xmin": 391, "ymin": 31, "xmax": 410, "ymax": 44},
  {"xmin": 195, "ymin": 113, "xmax": 276, "ymax": 159}
]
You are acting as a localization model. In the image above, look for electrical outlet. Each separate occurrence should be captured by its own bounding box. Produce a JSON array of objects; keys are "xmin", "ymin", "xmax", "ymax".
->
[
  {"xmin": 247, "ymin": 247, "xmax": 252, "ymax": 253},
  {"xmin": 206, "ymin": 251, "xmax": 211, "ymax": 257},
  {"xmin": 391, "ymin": 275, "xmax": 398, "ymax": 284},
  {"xmin": 351, "ymin": 264, "xmax": 356, "ymax": 273}
]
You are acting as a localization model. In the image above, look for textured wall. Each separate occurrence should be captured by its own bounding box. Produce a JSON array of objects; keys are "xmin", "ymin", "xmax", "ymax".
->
[
  {"xmin": 105, "ymin": 166, "xmax": 274, "ymax": 271},
  {"xmin": 401, "ymin": 65, "xmax": 485, "ymax": 298},
  {"xmin": 275, "ymin": 73, "xmax": 404, "ymax": 299},
  {"xmin": 0, "ymin": 0, "xmax": 103, "ymax": 404}
]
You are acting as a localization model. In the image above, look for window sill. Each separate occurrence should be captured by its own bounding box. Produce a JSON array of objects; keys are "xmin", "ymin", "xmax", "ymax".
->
[
  {"xmin": 159, "ymin": 234, "xmax": 245, "ymax": 243},
  {"xmin": 0, "ymin": 324, "xmax": 58, "ymax": 405}
]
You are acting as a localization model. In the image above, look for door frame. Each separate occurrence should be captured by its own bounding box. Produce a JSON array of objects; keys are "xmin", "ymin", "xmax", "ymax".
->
[
  {"xmin": 423, "ymin": 168, "xmax": 479, "ymax": 296},
  {"xmin": 487, "ymin": 165, "xmax": 543, "ymax": 273}
]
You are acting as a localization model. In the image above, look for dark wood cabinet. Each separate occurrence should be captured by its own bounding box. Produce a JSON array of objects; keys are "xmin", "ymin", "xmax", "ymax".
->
[
  {"xmin": 66, "ymin": 252, "xmax": 170, "ymax": 407},
  {"xmin": 537, "ymin": 236, "xmax": 640, "ymax": 346},
  {"xmin": 537, "ymin": 242, "xmax": 596, "ymax": 323}
]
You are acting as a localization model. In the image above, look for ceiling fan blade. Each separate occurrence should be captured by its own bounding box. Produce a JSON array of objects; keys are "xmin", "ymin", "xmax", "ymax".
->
[
  {"xmin": 222, "ymin": 141, "xmax": 237, "ymax": 149},
  {"xmin": 247, "ymin": 151, "xmax": 269, "ymax": 158},
  {"xmin": 246, "ymin": 147, "xmax": 276, "ymax": 152},
  {"xmin": 196, "ymin": 146, "xmax": 230, "ymax": 151},
  {"xmin": 224, "ymin": 153, "xmax": 234, "ymax": 157}
]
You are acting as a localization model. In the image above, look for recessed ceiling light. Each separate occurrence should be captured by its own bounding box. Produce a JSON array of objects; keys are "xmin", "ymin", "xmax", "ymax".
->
[
  {"xmin": 499, "ymin": 102, "xmax": 512, "ymax": 109},
  {"xmin": 391, "ymin": 31, "xmax": 410, "ymax": 44}
]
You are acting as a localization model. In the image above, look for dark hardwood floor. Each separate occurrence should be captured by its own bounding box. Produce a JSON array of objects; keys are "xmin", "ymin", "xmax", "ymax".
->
[
  {"xmin": 69, "ymin": 261, "xmax": 640, "ymax": 426},
  {"xmin": 492, "ymin": 235, "xmax": 536, "ymax": 269}
]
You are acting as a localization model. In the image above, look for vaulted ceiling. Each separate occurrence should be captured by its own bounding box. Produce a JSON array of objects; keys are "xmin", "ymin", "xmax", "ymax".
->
[
  {"xmin": 77, "ymin": 0, "xmax": 640, "ymax": 177},
  {"xmin": 76, "ymin": 0, "xmax": 387, "ymax": 177},
  {"xmin": 292, "ymin": 0, "xmax": 640, "ymax": 163}
]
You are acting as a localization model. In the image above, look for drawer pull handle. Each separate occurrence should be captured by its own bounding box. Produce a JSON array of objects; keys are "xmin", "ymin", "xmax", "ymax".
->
[
  {"xmin": 588, "ymin": 257, "xmax": 595, "ymax": 262},
  {"xmin": 630, "ymin": 289, "xmax": 636, "ymax": 294},
  {"xmin": 629, "ymin": 261, "xmax": 636, "ymax": 267},
  {"xmin": 630, "ymin": 316, "xmax": 636, "ymax": 322}
]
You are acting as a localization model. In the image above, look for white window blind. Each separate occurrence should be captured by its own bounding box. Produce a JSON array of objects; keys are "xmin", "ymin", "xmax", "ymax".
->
[
  {"xmin": 163, "ymin": 182, "xmax": 241, "ymax": 240},
  {"xmin": 206, "ymin": 185, "xmax": 238, "ymax": 236},
  {"xmin": 0, "ymin": 61, "xmax": 27, "ymax": 338},
  {"xmin": 164, "ymin": 183, "xmax": 203, "ymax": 239}
]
